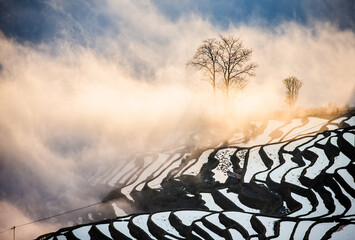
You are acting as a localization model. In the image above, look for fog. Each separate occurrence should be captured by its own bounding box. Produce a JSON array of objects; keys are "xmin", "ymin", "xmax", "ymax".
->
[{"xmin": 0, "ymin": 1, "xmax": 354, "ymax": 239}]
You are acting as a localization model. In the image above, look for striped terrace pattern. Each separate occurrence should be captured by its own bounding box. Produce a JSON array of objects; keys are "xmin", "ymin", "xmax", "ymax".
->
[
  {"xmin": 40, "ymin": 210, "xmax": 355, "ymax": 240},
  {"xmin": 38, "ymin": 113, "xmax": 355, "ymax": 239}
]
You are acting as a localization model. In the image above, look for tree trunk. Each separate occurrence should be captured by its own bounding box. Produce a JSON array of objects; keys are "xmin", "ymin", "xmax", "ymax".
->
[
  {"xmin": 225, "ymin": 83, "xmax": 230, "ymax": 116},
  {"xmin": 213, "ymin": 80, "xmax": 216, "ymax": 109}
]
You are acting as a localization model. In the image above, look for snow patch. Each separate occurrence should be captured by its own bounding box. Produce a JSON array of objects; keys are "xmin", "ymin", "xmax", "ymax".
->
[
  {"xmin": 283, "ymin": 157, "xmax": 311, "ymax": 188},
  {"xmin": 173, "ymin": 210, "xmax": 210, "ymax": 226},
  {"xmin": 219, "ymin": 188, "xmax": 260, "ymax": 213},
  {"xmin": 223, "ymin": 212, "xmax": 257, "ymax": 235},
  {"xmin": 131, "ymin": 214, "xmax": 157, "ymax": 239},
  {"xmin": 308, "ymin": 222, "xmax": 338, "ymax": 240},
  {"xmin": 326, "ymin": 152, "xmax": 351, "ymax": 174},
  {"xmin": 151, "ymin": 212, "xmax": 183, "ymax": 238},
  {"xmin": 200, "ymin": 193, "xmax": 222, "ymax": 211},
  {"xmin": 304, "ymin": 148, "xmax": 329, "ymax": 179},
  {"xmin": 288, "ymin": 193, "xmax": 313, "ymax": 217},
  {"xmin": 343, "ymin": 132, "xmax": 354, "ymax": 146},
  {"xmin": 243, "ymin": 146, "xmax": 267, "ymax": 183},
  {"xmin": 272, "ymin": 221, "xmax": 295, "ymax": 239},
  {"xmin": 112, "ymin": 202, "xmax": 127, "ymax": 216},
  {"xmin": 292, "ymin": 221, "xmax": 314, "ymax": 239},
  {"xmin": 113, "ymin": 221, "xmax": 135, "ymax": 238},
  {"xmin": 212, "ymin": 148, "xmax": 237, "ymax": 183},
  {"xmin": 236, "ymin": 149, "xmax": 248, "ymax": 168},
  {"xmin": 269, "ymin": 153, "xmax": 298, "ymax": 184},
  {"xmin": 72, "ymin": 226, "xmax": 91, "ymax": 239},
  {"xmin": 325, "ymin": 186, "xmax": 346, "ymax": 217},
  {"xmin": 329, "ymin": 224, "xmax": 355, "ymax": 240},
  {"xmin": 96, "ymin": 224, "xmax": 112, "ymax": 238},
  {"xmin": 204, "ymin": 213, "xmax": 226, "ymax": 230},
  {"xmin": 344, "ymin": 116, "xmax": 355, "ymax": 126},
  {"xmin": 194, "ymin": 221, "xmax": 224, "ymax": 240},
  {"xmin": 183, "ymin": 149, "xmax": 213, "ymax": 176}
]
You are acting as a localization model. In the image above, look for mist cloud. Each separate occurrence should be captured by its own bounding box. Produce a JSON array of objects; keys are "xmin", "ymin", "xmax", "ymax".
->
[{"xmin": 0, "ymin": 1, "xmax": 354, "ymax": 239}]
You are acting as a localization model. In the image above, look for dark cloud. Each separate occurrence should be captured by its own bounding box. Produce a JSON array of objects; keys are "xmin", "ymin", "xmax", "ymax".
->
[
  {"xmin": 153, "ymin": 0, "xmax": 355, "ymax": 30},
  {"xmin": 0, "ymin": 0, "xmax": 118, "ymax": 44},
  {"xmin": 302, "ymin": 0, "xmax": 355, "ymax": 30},
  {"xmin": 1, "ymin": 0, "xmax": 354, "ymax": 44},
  {"xmin": 0, "ymin": 0, "xmax": 58, "ymax": 42}
]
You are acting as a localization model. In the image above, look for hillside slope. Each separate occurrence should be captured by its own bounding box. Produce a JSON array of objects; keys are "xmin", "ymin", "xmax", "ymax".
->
[{"xmin": 38, "ymin": 112, "xmax": 355, "ymax": 239}]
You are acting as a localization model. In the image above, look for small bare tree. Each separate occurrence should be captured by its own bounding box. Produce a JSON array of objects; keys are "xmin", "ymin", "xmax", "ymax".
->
[
  {"xmin": 283, "ymin": 76, "xmax": 303, "ymax": 108},
  {"xmin": 186, "ymin": 38, "xmax": 219, "ymax": 96},
  {"xmin": 217, "ymin": 35, "xmax": 257, "ymax": 99}
]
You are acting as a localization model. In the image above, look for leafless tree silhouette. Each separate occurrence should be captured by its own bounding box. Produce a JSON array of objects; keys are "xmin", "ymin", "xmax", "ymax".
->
[
  {"xmin": 186, "ymin": 38, "xmax": 219, "ymax": 96},
  {"xmin": 283, "ymin": 76, "xmax": 303, "ymax": 108},
  {"xmin": 217, "ymin": 35, "xmax": 257, "ymax": 99}
]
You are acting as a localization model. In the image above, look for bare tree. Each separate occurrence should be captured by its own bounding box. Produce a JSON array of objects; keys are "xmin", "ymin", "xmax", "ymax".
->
[
  {"xmin": 217, "ymin": 35, "xmax": 257, "ymax": 99},
  {"xmin": 283, "ymin": 76, "xmax": 303, "ymax": 108},
  {"xmin": 186, "ymin": 38, "xmax": 219, "ymax": 96}
]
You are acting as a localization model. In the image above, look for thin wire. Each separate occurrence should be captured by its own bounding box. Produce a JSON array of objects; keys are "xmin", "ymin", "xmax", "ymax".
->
[
  {"xmin": 0, "ymin": 228, "xmax": 12, "ymax": 235},
  {"xmin": 0, "ymin": 198, "xmax": 117, "ymax": 234}
]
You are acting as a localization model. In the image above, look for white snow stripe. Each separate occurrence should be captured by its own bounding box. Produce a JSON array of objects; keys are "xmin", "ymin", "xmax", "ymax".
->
[
  {"xmin": 303, "ymin": 148, "xmax": 329, "ymax": 179},
  {"xmin": 269, "ymin": 153, "xmax": 298, "ymax": 184},
  {"xmin": 150, "ymin": 212, "xmax": 183, "ymax": 238},
  {"xmin": 308, "ymin": 222, "xmax": 338, "ymax": 240},
  {"xmin": 304, "ymin": 190, "xmax": 328, "ymax": 218},
  {"xmin": 218, "ymin": 188, "xmax": 260, "ymax": 213},
  {"xmin": 113, "ymin": 221, "xmax": 135, "ymax": 238},
  {"xmin": 324, "ymin": 186, "xmax": 346, "ymax": 217},
  {"xmin": 183, "ymin": 149, "xmax": 214, "ymax": 176},
  {"xmin": 222, "ymin": 212, "xmax": 257, "ymax": 236},
  {"xmin": 288, "ymin": 193, "xmax": 313, "ymax": 217},
  {"xmin": 292, "ymin": 221, "xmax": 314, "ymax": 239},
  {"xmin": 173, "ymin": 210, "xmax": 210, "ymax": 226},
  {"xmin": 95, "ymin": 224, "xmax": 112, "ymax": 238},
  {"xmin": 272, "ymin": 221, "xmax": 296, "ymax": 240},
  {"xmin": 200, "ymin": 193, "xmax": 223, "ymax": 211},
  {"xmin": 243, "ymin": 146, "xmax": 267, "ymax": 183},
  {"xmin": 326, "ymin": 152, "xmax": 351, "ymax": 174},
  {"xmin": 131, "ymin": 214, "xmax": 158, "ymax": 239}
]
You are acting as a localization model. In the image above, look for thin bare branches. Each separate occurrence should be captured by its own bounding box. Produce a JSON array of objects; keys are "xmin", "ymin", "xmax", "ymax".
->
[
  {"xmin": 217, "ymin": 35, "xmax": 257, "ymax": 97},
  {"xmin": 186, "ymin": 38, "xmax": 219, "ymax": 95},
  {"xmin": 187, "ymin": 35, "xmax": 257, "ymax": 99},
  {"xmin": 283, "ymin": 76, "xmax": 303, "ymax": 108}
]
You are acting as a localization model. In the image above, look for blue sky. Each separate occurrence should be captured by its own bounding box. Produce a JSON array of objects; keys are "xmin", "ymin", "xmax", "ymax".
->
[
  {"xmin": 0, "ymin": 0, "xmax": 354, "ymax": 43},
  {"xmin": 153, "ymin": 0, "xmax": 354, "ymax": 29}
]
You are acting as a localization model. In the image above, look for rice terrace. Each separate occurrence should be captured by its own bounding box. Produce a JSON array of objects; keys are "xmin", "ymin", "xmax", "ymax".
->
[{"xmin": 36, "ymin": 112, "xmax": 355, "ymax": 239}]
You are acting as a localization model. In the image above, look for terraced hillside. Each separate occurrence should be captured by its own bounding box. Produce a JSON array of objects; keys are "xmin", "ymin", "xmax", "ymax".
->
[{"xmin": 38, "ymin": 112, "xmax": 355, "ymax": 239}]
